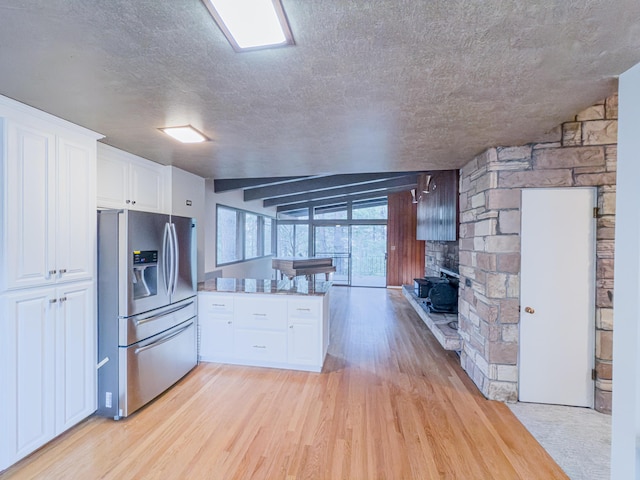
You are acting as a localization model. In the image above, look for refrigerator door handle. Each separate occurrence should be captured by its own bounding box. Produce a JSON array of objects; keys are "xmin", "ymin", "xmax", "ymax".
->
[
  {"xmin": 133, "ymin": 321, "xmax": 193, "ymax": 355},
  {"xmin": 133, "ymin": 301, "xmax": 193, "ymax": 326},
  {"xmin": 162, "ymin": 222, "xmax": 172, "ymax": 296},
  {"xmin": 170, "ymin": 223, "xmax": 179, "ymax": 296}
]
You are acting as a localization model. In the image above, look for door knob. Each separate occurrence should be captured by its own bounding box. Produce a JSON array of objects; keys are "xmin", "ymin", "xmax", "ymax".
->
[{"xmin": 524, "ymin": 306, "xmax": 535, "ymax": 314}]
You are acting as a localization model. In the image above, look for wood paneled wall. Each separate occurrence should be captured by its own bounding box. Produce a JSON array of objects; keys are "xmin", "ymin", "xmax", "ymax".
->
[
  {"xmin": 416, "ymin": 170, "xmax": 459, "ymax": 241},
  {"xmin": 387, "ymin": 191, "xmax": 425, "ymax": 286}
]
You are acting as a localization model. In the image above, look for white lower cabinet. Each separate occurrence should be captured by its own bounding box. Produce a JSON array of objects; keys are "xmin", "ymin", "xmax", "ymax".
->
[
  {"xmin": 0, "ymin": 282, "xmax": 95, "ymax": 471},
  {"xmin": 198, "ymin": 291, "xmax": 329, "ymax": 372}
]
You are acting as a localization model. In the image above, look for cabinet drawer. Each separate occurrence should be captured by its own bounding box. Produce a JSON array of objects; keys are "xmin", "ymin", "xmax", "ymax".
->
[
  {"xmin": 234, "ymin": 329, "xmax": 287, "ymax": 363},
  {"xmin": 288, "ymin": 298, "xmax": 320, "ymax": 319},
  {"xmin": 199, "ymin": 294, "xmax": 234, "ymax": 316},
  {"xmin": 235, "ymin": 297, "xmax": 287, "ymax": 330}
]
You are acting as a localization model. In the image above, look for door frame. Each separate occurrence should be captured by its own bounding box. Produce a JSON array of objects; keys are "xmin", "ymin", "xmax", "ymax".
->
[{"xmin": 518, "ymin": 187, "xmax": 596, "ymax": 407}]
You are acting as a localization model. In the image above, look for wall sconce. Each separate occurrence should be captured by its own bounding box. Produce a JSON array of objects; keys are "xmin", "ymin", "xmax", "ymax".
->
[
  {"xmin": 422, "ymin": 175, "xmax": 432, "ymax": 194},
  {"xmin": 411, "ymin": 189, "xmax": 419, "ymax": 204}
]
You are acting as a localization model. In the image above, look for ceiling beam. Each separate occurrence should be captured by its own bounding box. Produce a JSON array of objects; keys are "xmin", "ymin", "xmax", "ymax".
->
[
  {"xmin": 263, "ymin": 175, "xmax": 418, "ymax": 207},
  {"xmin": 213, "ymin": 176, "xmax": 311, "ymax": 192},
  {"xmin": 276, "ymin": 184, "xmax": 417, "ymax": 213},
  {"xmin": 243, "ymin": 172, "xmax": 421, "ymax": 201}
]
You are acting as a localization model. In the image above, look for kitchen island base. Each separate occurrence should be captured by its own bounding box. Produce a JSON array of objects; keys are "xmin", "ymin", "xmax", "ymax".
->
[{"xmin": 198, "ymin": 279, "xmax": 331, "ymax": 373}]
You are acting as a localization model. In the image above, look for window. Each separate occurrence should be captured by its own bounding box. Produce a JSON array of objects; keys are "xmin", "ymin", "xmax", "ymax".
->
[
  {"xmin": 263, "ymin": 217, "xmax": 272, "ymax": 256},
  {"xmin": 313, "ymin": 203, "xmax": 347, "ymax": 220},
  {"xmin": 277, "ymin": 208, "xmax": 309, "ymax": 220},
  {"xmin": 245, "ymin": 213, "xmax": 258, "ymax": 259},
  {"xmin": 352, "ymin": 198, "xmax": 388, "ymax": 219},
  {"xmin": 216, "ymin": 205, "xmax": 274, "ymax": 266},
  {"xmin": 277, "ymin": 223, "xmax": 309, "ymax": 257},
  {"xmin": 216, "ymin": 206, "xmax": 240, "ymax": 264}
]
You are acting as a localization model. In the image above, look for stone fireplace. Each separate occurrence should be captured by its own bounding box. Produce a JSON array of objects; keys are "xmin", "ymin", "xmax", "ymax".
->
[{"xmin": 455, "ymin": 94, "xmax": 617, "ymax": 413}]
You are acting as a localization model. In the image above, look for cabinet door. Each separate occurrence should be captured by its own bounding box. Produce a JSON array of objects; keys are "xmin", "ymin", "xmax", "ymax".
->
[
  {"xmin": 199, "ymin": 315, "xmax": 234, "ymax": 361},
  {"xmin": 287, "ymin": 319, "xmax": 319, "ymax": 367},
  {"xmin": 129, "ymin": 160, "xmax": 165, "ymax": 213},
  {"xmin": 57, "ymin": 136, "xmax": 96, "ymax": 283},
  {"xmin": 287, "ymin": 298, "xmax": 322, "ymax": 368},
  {"xmin": 54, "ymin": 282, "xmax": 96, "ymax": 432},
  {"xmin": 198, "ymin": 294, "xmax": 234, "ymax": 361},
  {"xmin": 0, "ymin": 289, "xmax": 56, "ymax": 469},
  {"xmin": 96, "ymin": 150, "xmax": 129, "ymax": 209},
  {"xmin": 3, "ymin": 120, "xmax": 56, "ymax": 290}
]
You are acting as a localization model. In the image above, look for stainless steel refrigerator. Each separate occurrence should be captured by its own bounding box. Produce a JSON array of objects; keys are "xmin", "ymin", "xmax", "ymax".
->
[{"xmin": 96, "ymin": 209, "xmax": 197, "ymax": 419}]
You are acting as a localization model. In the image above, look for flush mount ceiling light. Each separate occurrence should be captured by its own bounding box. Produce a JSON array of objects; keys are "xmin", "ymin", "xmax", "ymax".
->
[
  {"xmin": 159, "ymin": 125, "xmax": 209, "ymax": 144},
  {"xmin": 202, "ymin": 0, "xmax": 294, "ymax": 52}
]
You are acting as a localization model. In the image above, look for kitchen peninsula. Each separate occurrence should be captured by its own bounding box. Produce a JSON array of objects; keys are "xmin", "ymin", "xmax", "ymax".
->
[{"xmin": 198, "ymin": 278, "xmax": 331, "ymax": 372}]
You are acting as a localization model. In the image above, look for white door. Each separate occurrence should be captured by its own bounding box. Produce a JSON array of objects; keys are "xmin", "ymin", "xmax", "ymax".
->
[
  {"xmin": 287, "ymin": 319, "xmax": 318, "ymax": 366},
  {"xmin": 129, "ymin": 160, "xmax": 165, "ymax": 213},
  {"xmin": 96, "ymin": 148, "xmax": 129, "ymax": 209},
  {"xmin": 54, "ymin": 281, "xmax": 96, "ymax": 432},
  {"xmin": 57, "ymin": 135, "xmax": 96, "ymax": 283},
  {"xmin": 0, "ymin": 288, "xmax": 56, "ymax": 468},
  {"xmin": 3, "ymin": 120, "xmax": 56, "ymax": 290},
  {"xmin": 519, "ymin": 188, "xmax": 596, "ymax": 407}
]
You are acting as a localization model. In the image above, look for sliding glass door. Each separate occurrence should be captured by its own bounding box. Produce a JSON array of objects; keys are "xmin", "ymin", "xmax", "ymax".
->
[
  {"xmin": 351, "ymin": 225, "xmax": 387, "ymax": 287},
  {"xmin": 314, "ymin": 225, "xmax": 350, "ymax": 285},
  {"xmin": 313, "ymin": 224, "xmax": 387, "ymax": 287}
]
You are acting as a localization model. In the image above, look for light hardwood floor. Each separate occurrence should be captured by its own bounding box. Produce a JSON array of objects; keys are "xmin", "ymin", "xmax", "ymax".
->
[{"xmin": 1, "ymin": 287, "xmax": 567, "ymax": 479}]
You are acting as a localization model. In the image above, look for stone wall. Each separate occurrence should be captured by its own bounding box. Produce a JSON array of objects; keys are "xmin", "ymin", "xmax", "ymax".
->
[
  {"xmin": 458, "ymin": 94, "xmax": 617, "ymax": 412},
  {"xmin": 425, "ymin": 241, "xmax": 459, "ymax": 277}
]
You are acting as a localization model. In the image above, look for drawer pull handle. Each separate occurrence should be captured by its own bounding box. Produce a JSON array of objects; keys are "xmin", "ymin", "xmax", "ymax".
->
[
  {"xmin": 253, "ymin": 313, "xmax": 267, "ymax": 317},
  {"xmin": 252, "ymin": 345, "xmax": 266, "ymax": 349},
  {"xmin": 227, "ymin": 321, "xmax": 232, "ymax": 324},
  {"xmin": 296, "ymin": 308, "xmax": 311, "ymax": 311},
  {"xmin": 211, "ymin": 304, "xmax": 226, "ymax": 307}
]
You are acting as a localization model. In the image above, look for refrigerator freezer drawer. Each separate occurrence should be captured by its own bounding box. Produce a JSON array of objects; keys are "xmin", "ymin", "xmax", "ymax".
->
[
  {"xmin": 119, "ymin": 297, "xmax": 196, "ymax": 346},
  {"xmin": 118, "ymin": 318, "xmax": 196, "ymax": 418}
]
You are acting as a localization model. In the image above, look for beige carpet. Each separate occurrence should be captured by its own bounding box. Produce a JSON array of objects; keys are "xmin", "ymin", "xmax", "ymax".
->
[{"xmin": 508, "ymin": 402, "xmax": 611, "ymax": 480}]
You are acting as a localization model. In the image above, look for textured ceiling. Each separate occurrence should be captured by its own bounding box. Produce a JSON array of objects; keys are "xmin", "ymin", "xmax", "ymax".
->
[{"xmin": 0, "ymin": 1, "xmax": 639, "ymax": 179}]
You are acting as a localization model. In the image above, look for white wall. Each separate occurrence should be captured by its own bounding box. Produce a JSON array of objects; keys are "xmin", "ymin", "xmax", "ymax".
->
[
  {"xmin": 168, "ymin": 167, "xmax": 206, "ymax": 282},
  {"xmin": 204, "ymin": 179, "xmax": 277, "ymax": 279},
  {"xmin": 611, "ymin": 62, "xmax": 640, "ymax": 479}
]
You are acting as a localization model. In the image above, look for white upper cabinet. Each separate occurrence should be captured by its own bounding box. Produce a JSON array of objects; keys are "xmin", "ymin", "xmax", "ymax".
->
[
  {"xmin": 1, "ymin": 119, "xmax": 97, "ymax": 291},
  {"xmin": 97, "ymin": 143, "xmax": 166, "ymax": 213}
]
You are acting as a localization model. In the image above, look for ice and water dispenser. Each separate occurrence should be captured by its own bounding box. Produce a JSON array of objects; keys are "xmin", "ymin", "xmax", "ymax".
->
[{"xmin": 132, "ymin": 250, "xmax": 158, "ymax": 299}]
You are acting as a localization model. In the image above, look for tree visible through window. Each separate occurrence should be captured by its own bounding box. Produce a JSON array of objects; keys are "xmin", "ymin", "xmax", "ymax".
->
[{"xmin": 216, "ymin": 205, "xmax": 274, "ymax": 266}]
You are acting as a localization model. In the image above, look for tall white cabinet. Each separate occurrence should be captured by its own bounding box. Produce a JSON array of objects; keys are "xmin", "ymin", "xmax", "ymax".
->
[{"xmin": 0, "ymin": 96, "xmax": 102, "ymax": 472}]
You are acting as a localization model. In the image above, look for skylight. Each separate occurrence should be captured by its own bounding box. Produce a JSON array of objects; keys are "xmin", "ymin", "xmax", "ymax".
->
[{"xmin": 202, "ymin": 0, "xmax": 294, "ymax": 52}]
